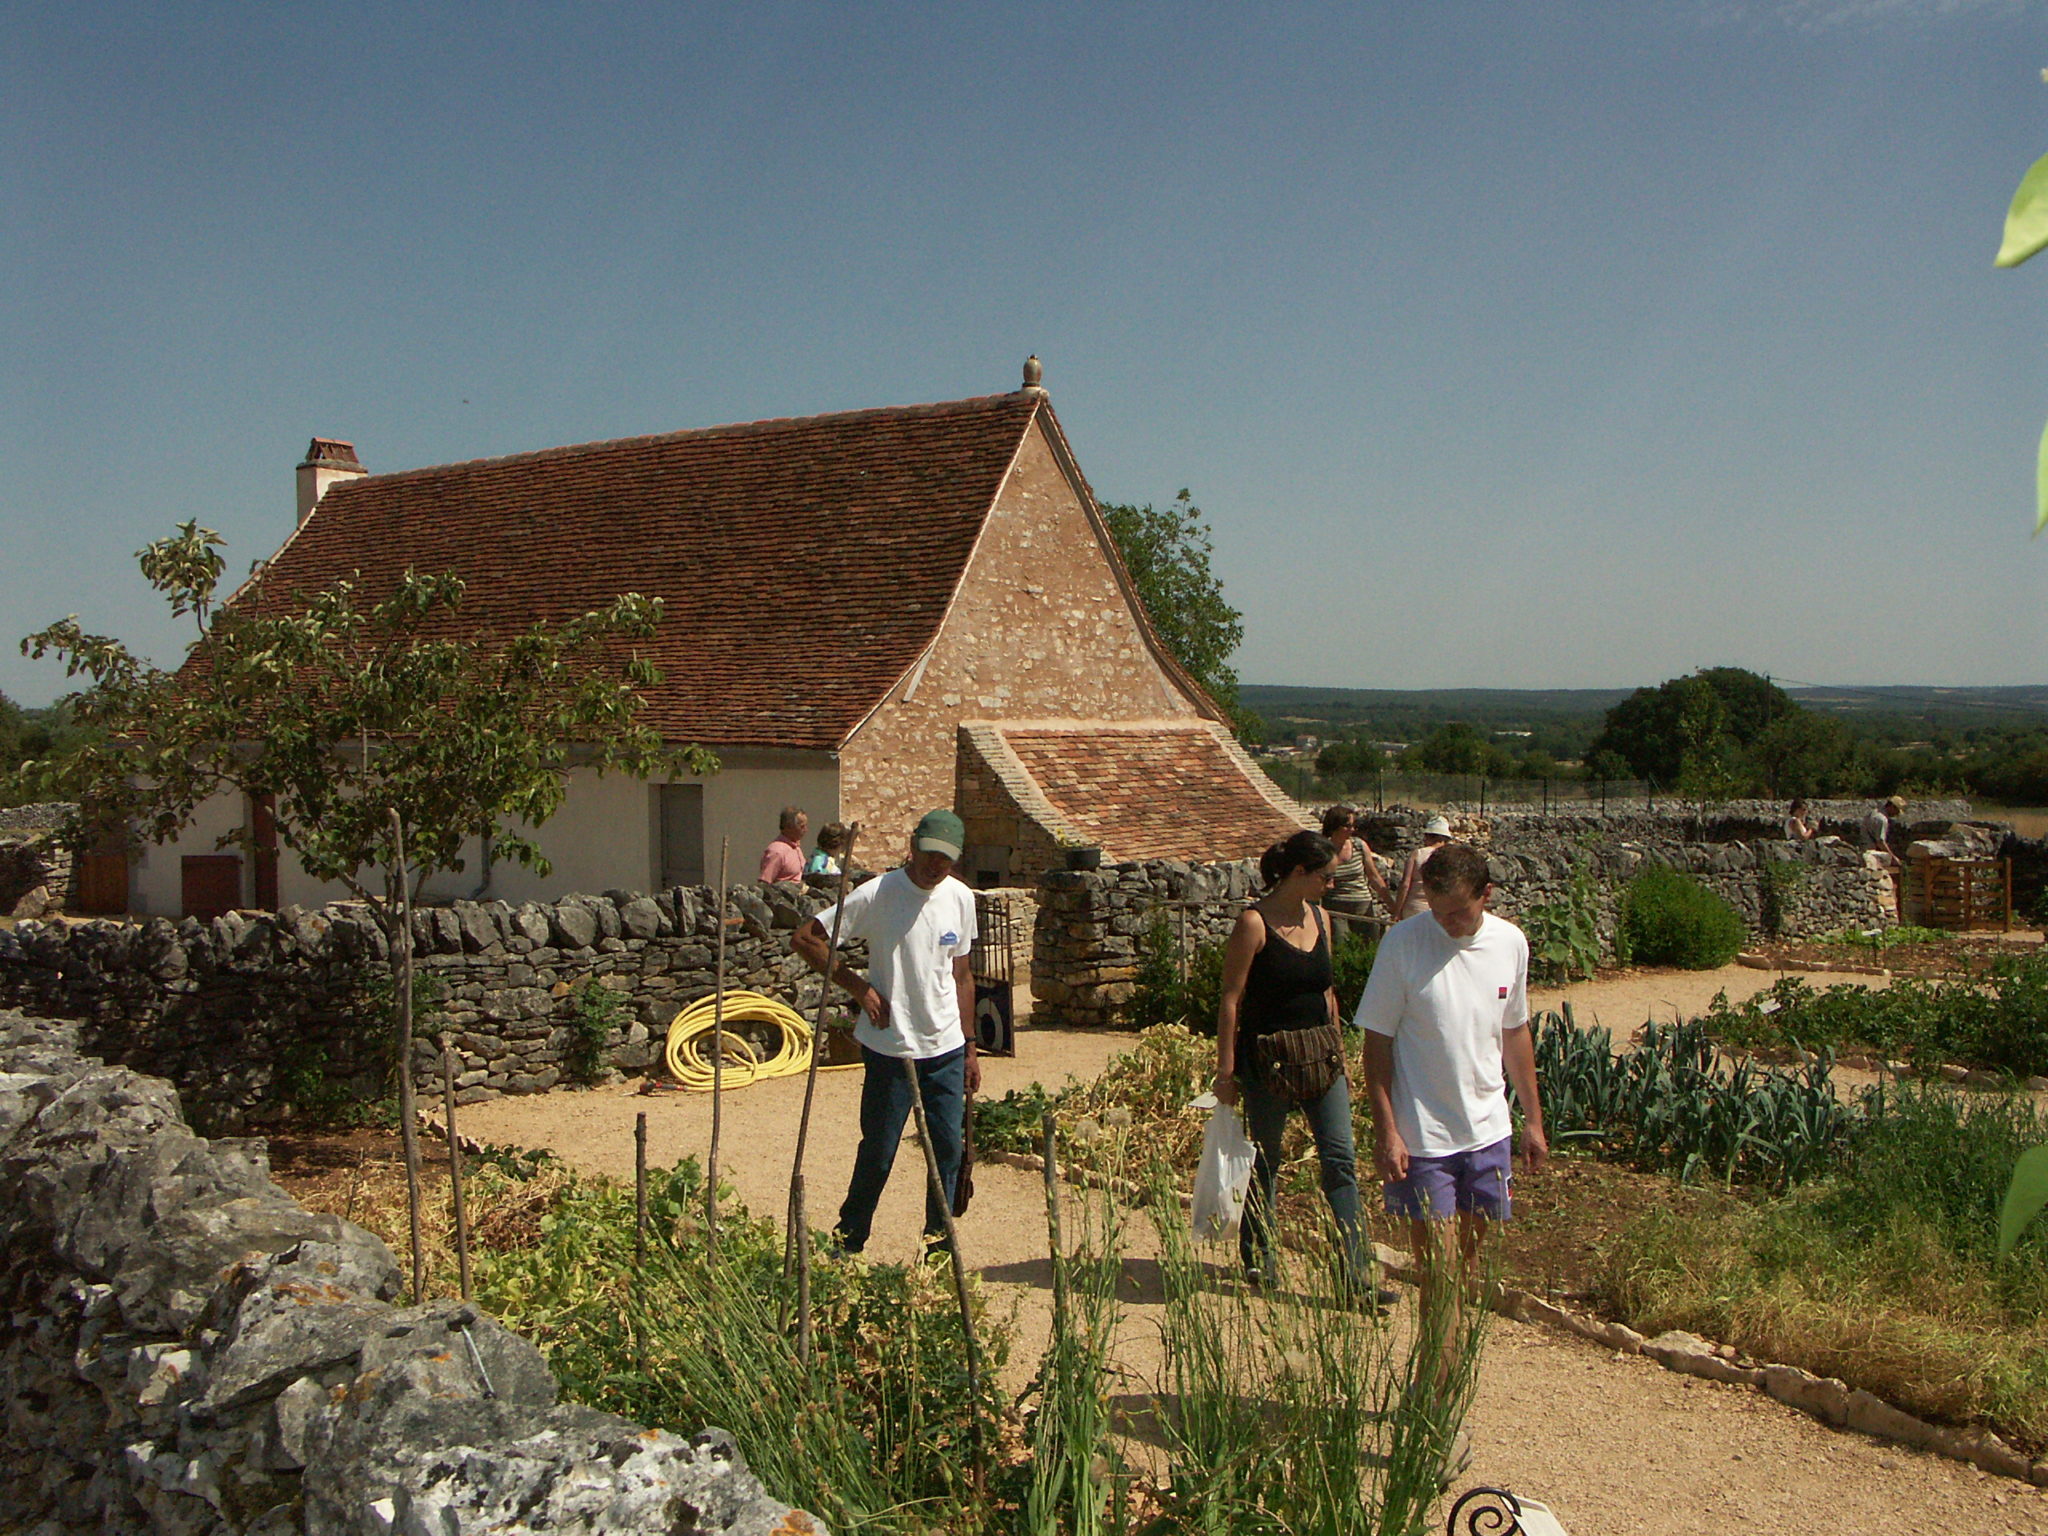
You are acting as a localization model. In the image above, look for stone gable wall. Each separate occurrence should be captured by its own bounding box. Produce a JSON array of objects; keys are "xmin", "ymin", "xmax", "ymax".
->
[
  {"xmin": 0, "ymin": 1012, "xmax": 817, "ymax": 1536},
  {"xmin": 840, "ymin": 418, "xmax": 1205, "ymax": 840}
]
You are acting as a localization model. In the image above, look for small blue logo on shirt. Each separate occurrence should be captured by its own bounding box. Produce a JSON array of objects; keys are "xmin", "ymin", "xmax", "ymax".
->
[{"xmin": 940, "ymin": 931, "xmax": 959, "ymax": 947}]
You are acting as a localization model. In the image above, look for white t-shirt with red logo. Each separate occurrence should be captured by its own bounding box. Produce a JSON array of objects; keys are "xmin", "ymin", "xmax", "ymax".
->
[
  {"xmin": 816, "ymin": 868, "xmax": 977, "ymax": 1060},
  {"xmin": 1353, "ymin": 910, "xmax": 1529, "ymax": 1157}
]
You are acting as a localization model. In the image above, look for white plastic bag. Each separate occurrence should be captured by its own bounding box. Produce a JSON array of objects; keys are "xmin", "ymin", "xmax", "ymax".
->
[{"xmin": 1190, "ymin": 1101, "xmax": 1255, "ymax": 1242}]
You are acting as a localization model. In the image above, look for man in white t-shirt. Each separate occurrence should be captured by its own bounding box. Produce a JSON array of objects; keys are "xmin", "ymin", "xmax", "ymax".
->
[
  {"xmin": 792, "ymin": 809, "xmax": 979, "ymax": 1254},
  {"xmin": 1354, "ymin": 842, "xmax": 1547, "ymax": 1305}
]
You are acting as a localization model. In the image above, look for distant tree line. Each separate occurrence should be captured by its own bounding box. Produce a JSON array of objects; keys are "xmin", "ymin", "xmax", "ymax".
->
[
  {"xmin": 1289, "ymin": 667, "xmax": 2048, "ymax": 807},
  {"xmin": 0, "ymin": 692, "xmax": 89, "ymax": 806}
]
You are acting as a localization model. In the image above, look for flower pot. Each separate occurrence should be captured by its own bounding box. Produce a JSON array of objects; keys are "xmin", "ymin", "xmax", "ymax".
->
[{"xmin": 1063, "ymin": 845, "xmax": 1102, "ymax": 872}]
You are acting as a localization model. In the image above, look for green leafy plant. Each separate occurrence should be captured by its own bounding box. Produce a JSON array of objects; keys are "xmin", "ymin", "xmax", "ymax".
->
[
  {"xmin": 2001, "ymin": 1145, "xmax": 2048, "ymax": 1258},
  {"xmin": 1330, "ymin": 925, "xmax": 1377, "ymax": 1017},
  {"xmin": 1995, "ymin": 150, "xmax": 2048, "ymax": 529},
  {"xmin": 1523, "ymin": 861, "xmax": 1602, "ymax": 982},
  {"xmin": 1125, "ymin": 915, "xmax": 1227, "ymax": 1036},
  {"xmin": 566, "ymin": 977, "xmax": 627, "ymax": 1084},
  {"xmin": 1533, "ymin": 1009, "xmax": 1851, "ymax": 1191},
  {"xmin": 1813, "ymin": 923, "xmax": 1950, "ymax": 951},
  {"xmin": 1708, "ymin": 953, "xmax": 2048, "ymax": 1078},
  {"xmin": 974, "ymin": 1081, "xmax": 1063, "ymax": 1154},
  {"xmin": 1756, "ymin": 856, "xmax": 1809, "ymax": 939},
  {"xmin": 1619, "ymin": 865, "xmax": 1745, "ymax": 970}
]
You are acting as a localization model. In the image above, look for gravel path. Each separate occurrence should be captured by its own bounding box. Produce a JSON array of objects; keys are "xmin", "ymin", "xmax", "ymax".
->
[{"xmin": 458, "ymin": 964, "xmax": 2048, "ymax": 1535}]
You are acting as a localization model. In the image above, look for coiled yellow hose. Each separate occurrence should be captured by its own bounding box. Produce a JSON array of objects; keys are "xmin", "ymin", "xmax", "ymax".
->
[{"xmin": 663, "ymin": 989, "xmax": 859, "ymax": 1090}]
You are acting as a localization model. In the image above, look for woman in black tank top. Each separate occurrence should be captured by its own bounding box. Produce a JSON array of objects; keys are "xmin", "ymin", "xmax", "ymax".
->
[{"xmin": 1216, "ymin": 829, "xmax": 1391, "ymax": 1304}]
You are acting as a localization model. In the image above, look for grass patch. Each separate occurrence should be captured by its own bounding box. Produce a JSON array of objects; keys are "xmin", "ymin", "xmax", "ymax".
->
[{"xmin": 1598, "ymin": 1081, "xmax": 2048, "ymax": 1450}]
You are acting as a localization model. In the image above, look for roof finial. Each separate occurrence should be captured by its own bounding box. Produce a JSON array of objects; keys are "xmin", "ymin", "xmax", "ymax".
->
[{"xmin": 1020, "ymin": 355, "xmax": 1046, "ymax": 398}]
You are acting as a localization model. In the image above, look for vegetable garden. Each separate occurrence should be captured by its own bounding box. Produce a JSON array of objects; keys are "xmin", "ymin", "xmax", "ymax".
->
[{"xmin": 323, "ymin": 1107, "xmax": 1487, "ymax": 1536}]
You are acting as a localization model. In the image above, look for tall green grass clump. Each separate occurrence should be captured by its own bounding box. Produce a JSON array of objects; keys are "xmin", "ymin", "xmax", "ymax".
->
[
  {"xmin": 466, "ymin": 1156, "xmax": 1012, "ymax": 1534},
  {"xmin": 1619, "ymin": 866, "xmax": 1745, "ymax": 970},
  {"xmin": 1144, "ymin": 1169, "xmax": 1486, "ymax": 1536}
]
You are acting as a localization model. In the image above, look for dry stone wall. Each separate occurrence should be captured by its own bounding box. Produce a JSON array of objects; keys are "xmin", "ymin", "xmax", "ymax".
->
[
  {"xmin": 0, "ymin": 1011, "xmax": 821, "ymax": 1536},
  {"xmin": 1031, "ymin": 859, "xmax": 1260, "ymax": 1027},
  {"xmin": 1, "ymin": 801, "xmax": 75, "ymax": 919},
  {"xmin": 0, "ymin": 880, "xmax": 852, "ymax": 1133},
  {"xmin": 1027, "ymin": 807, "xmax": 1939, "ymax": 1027}
]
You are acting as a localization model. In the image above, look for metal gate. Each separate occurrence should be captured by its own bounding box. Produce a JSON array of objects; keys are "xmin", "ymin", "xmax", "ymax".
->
[{"xmin": 971, "ymin": 893, "xmax": 1016, "ymax": 1055}]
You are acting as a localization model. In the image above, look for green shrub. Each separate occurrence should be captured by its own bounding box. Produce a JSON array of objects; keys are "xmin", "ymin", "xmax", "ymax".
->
[
  {"xmin": 1620, "ymin": 866, "xmax": 1745, "ymax": 969},
  {"xmin": 1128, "ymin": 915, "xmax": 1228, "ymax": 1036},
  {"xmin": 1331, "ymin": 926, "xmax": 1377, "ymax": 1017}
]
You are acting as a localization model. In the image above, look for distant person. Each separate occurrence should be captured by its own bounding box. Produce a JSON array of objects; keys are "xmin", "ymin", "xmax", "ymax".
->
[
  {"xmin": 1862, "ymin": 796, "xmax": 1905, "ymax": 857},
  {"xmin": 1320, "ymin": 804, "xmax": 1396, "ymax": 935},
  {"xmin": 1216, "ymin": 829, "xmax": 1396, "ymax": 1306},
  {"xmin": 759, "ymin": 806, "xmax": 807, "ymax": 884},
  {"xmin": 1392, "ymin": 815, "xmax": 1454, "ymax": 920},
  {"xmin": 1783, "ymin": 799, "xmax": 1819, "ymax": 841},
  {"xmin": 807, "ymin": 821, "xmax": 849, "ymax": 877},
  {"xmin": 1862, "ymin": 795, "xmax": 1905, "ymax": 918}
]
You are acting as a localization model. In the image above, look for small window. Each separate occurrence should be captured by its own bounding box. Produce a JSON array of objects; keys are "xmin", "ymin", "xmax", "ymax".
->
[{"xmin": 659, "ymin": 784, "xmax": 705, "ymax": 887}]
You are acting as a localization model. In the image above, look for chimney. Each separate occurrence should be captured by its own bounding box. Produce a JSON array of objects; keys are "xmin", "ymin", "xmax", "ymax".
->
[{"xmin": 296, "ymin": 438, "xmax": 366, "ymax": 524}]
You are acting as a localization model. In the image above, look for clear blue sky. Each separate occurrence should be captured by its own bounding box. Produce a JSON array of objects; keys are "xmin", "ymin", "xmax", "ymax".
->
[{"xmin": 6, "ymin": 1, "xmax": 2047, "ymax": 706}]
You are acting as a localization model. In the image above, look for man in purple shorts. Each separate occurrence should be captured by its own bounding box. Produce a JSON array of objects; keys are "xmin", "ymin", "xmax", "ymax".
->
[{"xmin": 1354, "ymin": 842, "xmax": 1547, "ymax": 1308}]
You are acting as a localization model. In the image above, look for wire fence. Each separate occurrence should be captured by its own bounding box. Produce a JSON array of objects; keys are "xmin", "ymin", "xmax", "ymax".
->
[{"xmin": 1255, "ymin": 764, "xmax": 1665, "ymax": 815}]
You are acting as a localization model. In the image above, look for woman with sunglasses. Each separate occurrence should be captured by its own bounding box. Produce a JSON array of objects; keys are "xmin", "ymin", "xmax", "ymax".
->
[
  {"xmin": 1320, "ymin": 804, "xmax": 1396, "ymax": 938},
  {"xmin": 1215, "ymin": 829, "xmax": 1395, "ymax": 1305}
]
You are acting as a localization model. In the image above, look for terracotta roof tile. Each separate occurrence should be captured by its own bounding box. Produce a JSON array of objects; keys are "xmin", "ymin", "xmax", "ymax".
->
[
  {"xmin": 234, "ymin": 394, "xmax": 1042, "ymax": 750},
  {"xmin": 1001, "ymin": 725, "xmax": 1304, "ymax": 862}
]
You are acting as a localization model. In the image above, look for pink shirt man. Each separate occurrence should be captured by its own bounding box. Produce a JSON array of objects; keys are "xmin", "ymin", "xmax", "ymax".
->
[{"xmin": 760, "ymin": 807, "xmax": 808, "ymax": 883}]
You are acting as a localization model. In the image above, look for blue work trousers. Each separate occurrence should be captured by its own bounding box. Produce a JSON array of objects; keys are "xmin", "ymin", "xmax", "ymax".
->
[
  {"xmin": 1238, "ymin": 1068, "xmax": 1367, "ymax": 1280},
  {"xmin": 835, "ymin": 1044, "xmax": 966, "ymax": 1253}
]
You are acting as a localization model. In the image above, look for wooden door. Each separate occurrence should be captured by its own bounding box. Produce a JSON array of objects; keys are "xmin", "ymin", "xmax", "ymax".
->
[
  {"xmin": 659, "ymin": 784, "xmax": 705, "ymax": 887},
  {"xmin": 73, "ymin": 853, "xmax": 129, "ymax": 915},
  {"xmin": 182, "ymin": 855, "xmax": 242, "ymax": 922}
]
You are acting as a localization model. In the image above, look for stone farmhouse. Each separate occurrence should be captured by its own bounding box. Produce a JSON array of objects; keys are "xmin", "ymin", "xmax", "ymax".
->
[{"xmin": 130, "ymin": 362, "xmax": 1307, "ymax": 919}]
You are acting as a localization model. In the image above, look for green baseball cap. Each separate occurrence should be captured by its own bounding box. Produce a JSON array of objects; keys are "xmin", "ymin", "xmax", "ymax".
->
[{"xmin": 913, "ymin": 809, "xmax": 965, "ymax": 860}]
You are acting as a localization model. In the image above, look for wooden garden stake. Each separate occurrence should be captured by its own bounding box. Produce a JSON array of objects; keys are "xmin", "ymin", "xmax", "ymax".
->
[
  {"xmin": 1041, "ymin": 1109, "xmax": 1067, "ymax": 1344},
  {"xmin": 440, "ymin": 1034, "xmax": 472, "ymax": 1300},
  {"xmin": 907, "ymin": 1059, "xmax": 986, "ymax": 1495},
  {"xmin": 708, "ymin": 836, "xmax": 728, "ymax": 1265},
  {"xmin": 389, "ymin": 809, "xmax": 426, "ymax": 1303},
  {"xmin": 635, "ymin": 1110, "xmax": 649, "ymax": 1265},
  {"xmin": 786, "ymin": 823, "xmax": 859, "ymax": 1358},
  {"xmin": 634, "ymin": 1108, "xmax": 649, "ymax": 1374}
]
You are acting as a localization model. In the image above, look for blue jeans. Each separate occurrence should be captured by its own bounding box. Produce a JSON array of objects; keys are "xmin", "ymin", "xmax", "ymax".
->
[
  {"xmin": 1238, "ymin": 1068, "xmax": 1367, "ymax": 1279},
  {"xmin": 835, "ymin": 1044, "xmax": 966, "ymax": 1253}
]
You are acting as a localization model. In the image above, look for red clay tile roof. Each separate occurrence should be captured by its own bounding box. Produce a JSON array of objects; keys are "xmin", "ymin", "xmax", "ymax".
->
[
  {"xmin": 1001, "ymin": 725, "xmax": 1305, "ymax": 862},
  {"xmin": 235, "ymin": 394, "xmax": 1043, "ymax": 750}
]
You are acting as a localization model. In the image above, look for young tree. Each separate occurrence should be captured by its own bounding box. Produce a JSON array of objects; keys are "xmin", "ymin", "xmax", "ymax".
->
[
  {"xmin": 14, "ymin": 521, "xmax": 715, "ymax": 1293},
  {"xmin": 1100, "ymin": 489, "xmax": 1249, "ymax": 729}
]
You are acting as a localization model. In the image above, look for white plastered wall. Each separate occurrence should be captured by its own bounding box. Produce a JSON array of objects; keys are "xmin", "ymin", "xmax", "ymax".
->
[{"xmin": 125, "ymin": 753, "xmax": 840, "ymax": 916}]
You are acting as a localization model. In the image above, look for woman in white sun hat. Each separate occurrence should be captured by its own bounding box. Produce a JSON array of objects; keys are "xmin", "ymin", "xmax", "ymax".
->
[{"xmin": 1391, "ymin": 815, "xmax": 1454, "ymax": 921}]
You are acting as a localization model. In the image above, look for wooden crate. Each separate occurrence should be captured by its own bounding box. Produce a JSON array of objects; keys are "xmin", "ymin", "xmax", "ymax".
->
[{"xmin": 1902, "ymin": 854, "xmax": 2011, "ymax": 932}]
